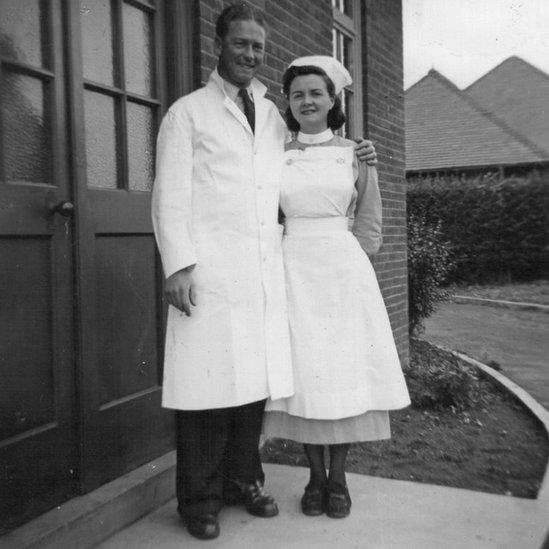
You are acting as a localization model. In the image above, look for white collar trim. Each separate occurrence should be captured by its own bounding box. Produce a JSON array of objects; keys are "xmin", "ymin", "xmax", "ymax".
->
[{"xmin": 297, "ymin": 128, "xmax": 334, "ymax": 144}]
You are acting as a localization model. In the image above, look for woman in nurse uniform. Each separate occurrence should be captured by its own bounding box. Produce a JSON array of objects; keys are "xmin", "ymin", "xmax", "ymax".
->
[{"xmin": 264, "ymin": 57, "xmax": 411, "ymax": 519}]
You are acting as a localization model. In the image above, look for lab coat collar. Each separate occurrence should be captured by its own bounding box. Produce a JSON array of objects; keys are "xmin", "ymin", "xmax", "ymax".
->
[
  {"xmin": 209, "ymin": 68, "xmax": 268, "ymax": 137},
  {"xmin": 209, "ymin": 67, "xmax": 267, "ymax": 99}
]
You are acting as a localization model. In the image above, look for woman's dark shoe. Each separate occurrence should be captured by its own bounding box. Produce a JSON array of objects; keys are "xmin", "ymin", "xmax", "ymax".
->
[
  {"xmin": 181, "ymin": 513, "xmax": 220, "ymax": 540},
  {"xmin": 301, "ymin": 482, "xmax": 326, "ymax": 516},
  {"xmin": 326, "ymin": 482, "xmax": 351, "ymax": 519}
]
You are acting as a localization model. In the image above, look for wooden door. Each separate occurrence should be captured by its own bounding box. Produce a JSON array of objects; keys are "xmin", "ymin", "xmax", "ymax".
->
[
  {"xmin": 68, "ymin": 0, "xmax": 174, "ymax": 491},
  {"xmin": 0, "ymin": 0, "xmax": 78, "ymax": 533}
]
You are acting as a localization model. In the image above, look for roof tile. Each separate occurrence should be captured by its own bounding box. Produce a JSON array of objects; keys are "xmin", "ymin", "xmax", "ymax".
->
[
  {"xmin": 405, "ymin": 60, "xmax": 548, "ymax": 172},
  {"xmin": 465, "ymin": 56, "xmax": 549, "ymax": 155}
]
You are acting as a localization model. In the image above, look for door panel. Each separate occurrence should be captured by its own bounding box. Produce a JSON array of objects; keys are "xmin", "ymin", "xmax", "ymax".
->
[
  {"xmin": 1, "ymin": 238, "xmax": 55, "ymax": 438},
  {"xmin": 69, "ymin": 0, "xmax": 173, "ymax": 491},
  {"xmin": 0, "ymin": 0, "xmax": 77, "ymax": 533},
  {"xmin": 95, "ymin": 234, "xmax": 159, "ymax": 403}
]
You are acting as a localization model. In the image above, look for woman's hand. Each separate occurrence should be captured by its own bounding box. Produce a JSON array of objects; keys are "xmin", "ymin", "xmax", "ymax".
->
[
  {"xmin": 354, "ymin": 138, "xmax": 377, "ymax": 165},
  {"xmin": 165, "ymin": 266, "xmax": 197, "ymax": 317}
]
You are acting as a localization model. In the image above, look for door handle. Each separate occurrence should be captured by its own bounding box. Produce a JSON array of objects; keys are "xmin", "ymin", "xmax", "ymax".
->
[{"xmin": 48, "ymin": 199, "xmax": 75, "ymax": 218}]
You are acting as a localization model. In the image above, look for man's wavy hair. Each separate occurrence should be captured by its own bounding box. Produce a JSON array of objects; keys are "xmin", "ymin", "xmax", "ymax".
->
[
  {"xmin": 215, "ymin": 2, "xmax": 267, "ymax": 39},
  {"xmin": 282, "ymin": 65, "xmax": 346, "ymax": 133}
]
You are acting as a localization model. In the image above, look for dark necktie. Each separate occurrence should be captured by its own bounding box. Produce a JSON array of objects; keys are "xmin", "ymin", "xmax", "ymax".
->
[{"xmin": 238, "ymin": 88, "xmax": 255, "ymax": 133}]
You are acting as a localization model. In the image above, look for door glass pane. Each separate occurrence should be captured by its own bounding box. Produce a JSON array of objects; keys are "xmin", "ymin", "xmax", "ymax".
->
[
  {"xmin": 127, "ymin": 102, "xmax": 154, "ymax": 191},
  {"xmin": 343, "ymin": 35, "xmax": 353, "ymax": 75},
  {"xmin": 333, "ymin": 29, "xmax": 343, "ymax": 63},
  {"xmin": 80, "ymin": 0, "xmax": 115, "ymax": 86},
  {"xmin": 332, "ymin": 0, "xmax": 353, "ymax": 16},
  {"xmin": 0, "ymin": 0, "xmax": 44, "ymax": 67},
  {"xmin": 84, "ymin": 90, "xmax": 118, "ymax": 188},
  {"xmin": 1, "ymin": 71, "xmax": 51, "ymax": 184},
  {"xmin": 122, "ymin": 2, "xmax": 154, "ymax": 97},
  {"xmin": 343, "ymin": 0, "xmax": 353, "ymax": 17}
]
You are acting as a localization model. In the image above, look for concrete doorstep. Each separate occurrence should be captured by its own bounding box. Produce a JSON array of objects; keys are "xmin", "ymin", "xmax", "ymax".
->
[{"xmin": 0, "ymin": 453, "xmax": 177, "ymax": 549}]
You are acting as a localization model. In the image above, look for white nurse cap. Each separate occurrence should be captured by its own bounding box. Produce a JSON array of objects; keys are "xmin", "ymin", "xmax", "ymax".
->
[{"xmin": 288, "ymin": 55, "xmax": 352, "ymax": 94}]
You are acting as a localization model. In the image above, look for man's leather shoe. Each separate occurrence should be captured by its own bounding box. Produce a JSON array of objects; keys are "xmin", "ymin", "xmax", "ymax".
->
[
  {"xmin": 182, "ymin": 513, "xmax": 220, "ymax": 540},
  {"xmin": 236, "ymin": 481, "xmax": 279, "ymax": 518}
]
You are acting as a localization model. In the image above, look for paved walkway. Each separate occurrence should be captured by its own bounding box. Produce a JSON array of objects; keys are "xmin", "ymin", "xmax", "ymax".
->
[
  {"xmin": 99, "ymin": 464, "xmax": 548, "ymax": 549},
  {"xmin": 424, "ymin": 300, "xmax": 549, "ymax": 409},
  {"xmin": 98, "ymin": 300, "xmax": 549, "ymax": 548}
]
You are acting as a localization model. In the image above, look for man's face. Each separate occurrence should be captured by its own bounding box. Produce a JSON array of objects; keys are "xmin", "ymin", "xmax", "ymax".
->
[{"xmin": 215, "ymin": 19, "xmax": 266, "ymax": 88}]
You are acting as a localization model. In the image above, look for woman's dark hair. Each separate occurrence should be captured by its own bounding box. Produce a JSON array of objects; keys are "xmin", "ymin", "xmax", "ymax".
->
[
  {"xmin": 215, "ymin": 3, "xmax": 267, "ymax": 39},
  {"xmin": 282, "ymin": 65, "xmax": 346, "ymax": 132}
]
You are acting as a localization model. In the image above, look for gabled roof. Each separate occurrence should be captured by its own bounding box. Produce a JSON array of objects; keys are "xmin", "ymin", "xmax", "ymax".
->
[
  {"xmin": 465, "ymin": 56, "xmax": 549, "ymax": 156},
  {"xmin": 405, "ymin": 68, "xmax": 546, "ymax": 172}
]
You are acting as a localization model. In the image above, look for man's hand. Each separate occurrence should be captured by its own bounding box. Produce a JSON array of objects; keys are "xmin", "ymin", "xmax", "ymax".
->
[
  {"xmin": 354, "ymin": 138, "xmax": 377, "ymax": 165},
  {"xmin": 165, "ymin": 267, "xmax": 197, "ymax": 317}
]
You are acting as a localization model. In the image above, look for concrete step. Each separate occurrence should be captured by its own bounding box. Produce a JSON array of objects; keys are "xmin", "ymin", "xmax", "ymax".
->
[{"xmin": 0, "ymin": 452, "xmax": 176, "ymax": 549}]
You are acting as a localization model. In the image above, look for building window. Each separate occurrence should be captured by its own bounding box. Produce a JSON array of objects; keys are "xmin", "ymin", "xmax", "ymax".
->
[{"xmin": 332, "ymin": 0, "xmax": 363, "ymax": 138}]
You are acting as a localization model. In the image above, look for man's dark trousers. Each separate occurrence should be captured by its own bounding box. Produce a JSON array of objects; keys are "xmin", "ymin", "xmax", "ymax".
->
[{"xmin": 175, "ymin": 398, "xmax": 266, "ymax": 518}]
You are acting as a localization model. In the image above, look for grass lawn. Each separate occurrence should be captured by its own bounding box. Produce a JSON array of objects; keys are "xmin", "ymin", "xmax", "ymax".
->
[
  {"xmin": 424, "ymin": 300, "xmax": 549, "ymax": 409},
  {"xmin": 454, "ymin": 280, "xmax": 549, "ymax": 305},
  {"xmin": 261, "ymin": 341, "xmax": 548, "ymax": 499}
]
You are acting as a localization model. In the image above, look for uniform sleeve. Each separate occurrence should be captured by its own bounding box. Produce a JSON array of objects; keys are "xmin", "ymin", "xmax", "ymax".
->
[
  {"xmin": 351, "ymin": 158, "xmax": 383, "ymax": 256},
  {"xmin": 151, "ymin": 107, "xmax": 197, "ymax": 279}
]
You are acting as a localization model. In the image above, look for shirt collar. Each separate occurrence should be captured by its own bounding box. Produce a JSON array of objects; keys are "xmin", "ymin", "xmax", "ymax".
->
[
  {"xmin": 209, "ymin": 68, "xmax": 267, "ymax": 101},
  {"xmin": 297, "ymin": 128, "xmax": 334, "ymax": 144},
  {"xmin": 214, "ymin": 68, "xmax": 254, "ymax": 103}
]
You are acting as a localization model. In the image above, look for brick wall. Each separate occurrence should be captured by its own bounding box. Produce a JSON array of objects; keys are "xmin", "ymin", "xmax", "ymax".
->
[
  {"xmin": 196, "ymin": 0, "xmax": 409, "ymax": 364},
  {"xmin": 362, "ymin": 0, "xmax": 409, "ymax": 365},
  {"xmin": 197, "ymin": 0, "xmax": 333, "ymax": 109}
]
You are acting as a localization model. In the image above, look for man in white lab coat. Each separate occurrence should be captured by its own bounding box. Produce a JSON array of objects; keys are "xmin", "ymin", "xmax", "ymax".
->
[{"xmin": 152, "ymin": 3, "xmax": 376, "ymax": 540}]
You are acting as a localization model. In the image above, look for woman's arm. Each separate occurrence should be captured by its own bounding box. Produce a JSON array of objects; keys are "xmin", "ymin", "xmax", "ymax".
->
[{"xmin": 351, "ymin": 159, "xmax": 382, "ymax": 256}]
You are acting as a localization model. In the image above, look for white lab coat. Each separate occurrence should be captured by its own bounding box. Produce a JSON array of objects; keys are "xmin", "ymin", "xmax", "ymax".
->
[{"xmin": 152, "ymin": 70, "xmax": 293, "ymax": 410}]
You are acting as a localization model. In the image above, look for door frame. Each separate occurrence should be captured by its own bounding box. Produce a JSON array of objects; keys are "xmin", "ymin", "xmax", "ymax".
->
[{"xmin": 164, "ymin": 0, "xmax": 200, "ymax": 102}]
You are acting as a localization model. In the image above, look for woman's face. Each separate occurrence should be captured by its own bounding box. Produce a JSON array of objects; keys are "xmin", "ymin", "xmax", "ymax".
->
[{"xmin": 288, "ymin": 74, "xmax": 335, "ymax": 134}]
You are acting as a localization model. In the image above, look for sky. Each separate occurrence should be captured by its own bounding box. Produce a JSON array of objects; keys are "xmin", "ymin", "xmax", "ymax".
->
[{"xmin": 403, "ymin": 0, "xmax": 549, "ymax": 89}]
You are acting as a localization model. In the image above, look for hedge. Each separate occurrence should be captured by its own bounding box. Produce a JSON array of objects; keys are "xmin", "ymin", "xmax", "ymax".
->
[
  {"xmin": 407, "ymin": 171, "xmax": 549, "ymax": 284},
  {"xmin": 408, "ymin": 215, "xmax": 454, "ymax": 335}
]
